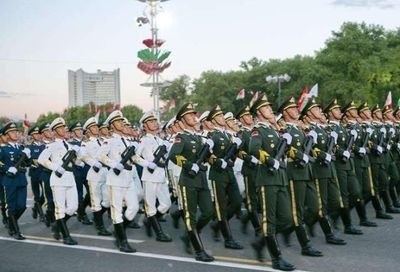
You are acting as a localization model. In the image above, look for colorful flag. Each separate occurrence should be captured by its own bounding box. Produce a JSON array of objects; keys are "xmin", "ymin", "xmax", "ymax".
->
[
  {"xmin": 250, "ymin": 91, "xmax": 259, "ymax": 107},
  {"xmin": 299, "ymin": 83, "xmax": 318, "ymax": 111},
  {"xmin": 297, "ymin": 87, "xmax": 309, "ymax": 110},
  {"xmin": 236, "ymin": 89, "xmax": 245, "ymax": 100}
]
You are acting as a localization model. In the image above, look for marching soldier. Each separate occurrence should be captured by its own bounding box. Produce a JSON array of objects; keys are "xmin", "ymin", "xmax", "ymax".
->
[
  {"xmin": 278, "ymin": 97, "xmax": 323, "ymax": 256},
  {"xmin": 300, "ymin": 98, "xmax": 346, "ymax": 245},
  {"xmin": 248, "ymin": 96, "xmax": 295, "ymax": 271},
  {"xmin": 0, "ymin": 128, "xmax": 9, "ymax": 227},
  {"xmin": 38, "ymin": 117, "xmax": 80, "ymax": 245},
  {"xmin": 357, "ymin": 102, "xmax": 393, "ymax": 219},
  {"xmin": 207, "ymin": 105, "xmax": 244, "ymax": 250},
  {"xmin": 97, "ymin": 110, "xmax": 141, "ymax": 253},
  {"xmin": 80, "ymin": 117, "xmax": 112, "ymax": 236},
  {"xmin": 137, "ymin": 112, "xmax": 172, "ymax": 242},
  {"xmin": 168, "ymin": 103, "xmax": 215, "ymax": 262},
  {"xmin": 235, "ymin": 105, "xmax": 261, "ymax": 236},
  {"xmin": 69, "ymin": 122, "xmax": 92, "ymax": 225},
  {"xmin": 324, "ymin": 99, "xmax": 363, "ymax": 234},
  {"xmin": 342, "ymin": 101, "xmax": 377, "ymax": 227},
  {"xmin": 28, "ymin": 126, "xmax": 46, "ymax": 222},
  {"xmin": 370, "ymin": 104, "xmax": 400, "ymax": 214},
  {"xmin": 0, "ymin": 122, "xmax": 31, "ymax": 240}
]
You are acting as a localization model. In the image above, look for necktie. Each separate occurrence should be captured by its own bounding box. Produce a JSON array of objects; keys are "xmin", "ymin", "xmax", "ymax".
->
[
  {"xmin": 62, "ymin": 140, "xmax": 69, "ymax": 151},
  {"xmin": 97, "ymin": 139, "xmax": 101, "ymax": 146},
  {"xmin": 121, "ymin": 137, "xmax": 127, "ymax": 148}
]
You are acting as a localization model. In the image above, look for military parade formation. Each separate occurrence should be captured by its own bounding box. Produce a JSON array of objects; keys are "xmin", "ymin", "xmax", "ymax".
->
[{"xmin": 2, "ymin": 95, "xmax": 400, "ymax": 271}]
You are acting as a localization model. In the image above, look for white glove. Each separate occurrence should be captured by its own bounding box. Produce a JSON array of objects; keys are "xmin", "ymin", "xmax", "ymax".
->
[
  {"xmin": 350, "ymin": 129, "xmax": 358, "ymax": 139},
  {"xmin": 302, "ymin": 154, "xmax": 309, "ymax": 164},
  {"xmin": 308, "ymin": 130, "xmax": 318, "ymax": 145},
  {"xmin": 389, "ymin": 127, "xmax": 395, "ymax": 135},
  {"xmin": 162, "ymin": 140, "xmax": 171, "ymax": 148},
  {"xmin": 131, "ymin": 141, "xmax": 139, "ymax": 149},
  {"xmin": 387, "ymin": 144, "xmax": 391, "ymax": 151},
  {"xmin": 76, "ymin": 161, "xmax": 85, "ymax": 167},
  {"xmin": 220, "ymin": 159, "xmax": 228, "ymax": 169},
  {"xmin": 191, "ymin": 163, "xmax": 199, "ymax": 174},
  {"xmin": 115, "ymin": 163, "xmax": 124, "ymax": 171},
  {"xmin": 366, "ymin": 127, "xmax": 373, "ymax": 136},
  {"xmin": 233, "ymin": 137, "xmax": 242, "ymax": 146},
  {"xmin": 325, "ymin": 153, "xmax": 332, "ymax": 162},
  {"xmin": 22, "ymin": 148, "xmax": 31, "ymax": 159},
  {"xmin": 343, "ymin": 150, "xmax": 350, "ymax": 159},
  {"xmin": 380, "ymin": 127, "xmax": 387, "ymax": 136},
  {"xmin": 93, "ymin": 161, "xmax": 102, "ymax": 169},
  {"xmin": 7, "ymin": 167, "xmax": 17, "ymax": 175},
  {"xmin": 148, "ymin": 162, "xmax": 157, "ymax": 170},
  {"xmin": 377, "ymin": 145, "xmax": 383, "ymax": 154},
  {"xmin": 250, "ymin": 156, "xmax": 259, "ymax": 165},
  {"xmin": 397, "ymin": 143, "xmax": 400, "ymax": 150},
  {"xmin": 56, "ymin": 166, "xmax": 65, "ymax": 175},
  {"xmin": 273, "ymin": 159, "xmax": 280, "ymax": 170},
  {"xmin": 359, "ymin": 147, "xmax": 366, "ymax": 155},
  {"xmin": 205, "ymin": 138, "xmax": 214, "ymax": 151},
  {"xmin": 282, "ymin": 133, "xmax": 293, "ymax": 145},
  {"xmin": 330, "ymin": 131, "xmax": 338, "ymax": 144},
  {"xmin": 71, "ymin": 145, "xmax": 80, "ymax": 153}
]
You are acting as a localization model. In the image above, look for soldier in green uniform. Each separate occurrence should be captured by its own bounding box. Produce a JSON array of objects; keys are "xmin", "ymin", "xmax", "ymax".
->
[
  {"xmin": 382, "ymin": 105, "xmax": 400, "ymax": 208},
  {"xmin": 207, "ymin": 105, "xmax": 243, "ymax": 250},
  {"xmin": 236, "ymin": 105, "xmax": 262, "ymax": 236},
  {"xmin": 168, "ymin": 103, "xmax": 215, "ymax": 262},
  {"xmin": 248, "ymin": 96, "xmax": 295, "ymax": 271},
  {"xmin": 393, "ymin": 107, "xmax": 400, "ymax": 195},
  {"xmin": 278, "ymin": 97, "xmax": 323, "ymax": 256},
  {"xmin": 341, "ymin": 101, "xmax": 377, "ymax": 227},
  {"xmin": 300, "ymin": 98, "xmax": 347, "ymax": 245},
  {"xmin": 357, "ymin": 103, "xmax": 393, "ymax": 219},
  {"xmin": 324, "ymin": 99, "xmax": 363, "ymax": 234},
  {"xmin": 370, "ymin": 104, "xmax": 400, "ymax": 214}
]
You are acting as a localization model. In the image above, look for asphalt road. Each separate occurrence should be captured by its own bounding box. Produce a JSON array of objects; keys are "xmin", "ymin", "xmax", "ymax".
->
[{"xmin": 1, "ymin": 193, "xmax": 399, "ymax": 272}]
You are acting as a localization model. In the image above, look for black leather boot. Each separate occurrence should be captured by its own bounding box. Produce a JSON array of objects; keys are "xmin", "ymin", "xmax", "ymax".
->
[
  {"xmin": 319, "ymin": 217, "xmax": 346, "ymax": 245},
  {"xmin": 77, "ymin": 204, "xmax": 93, "ymax": 225},
  {"xmin": 57, "ymin": 218, "xmax": 77, "ymax": 245},
  {"xmin": 149, "ymin": 215, "xmax": 172, "ymax": 242},
  {"xmin": 266, "ymin": 236, "xmax": 296, "ymax": 271},
  {"xmin": 210, "ymin": 220, "xmax": 221, "ymax": 242},
  {"xmin": 188, "ymin": 229, "xmax": 214, "ymax": 262},
  {"xmin": 355, "ymin": 201, "xmax": 377, "ymax": 227},
  {"xmin": 251, "ymin": 236, "xmax": 266, "ymax": 262},
  {"xmin": 1, "ymin": 205, "xmax": 8, "ymax": 227},
  {"xmin": 35, "ymin": 202, "xmax": 45, "ymax": 222},
  {"xmin": 372, "ymin": 196, "xmax": 393, "ymax": 219},
  {"xmin": 389, "ymin": 187, "xmax": 400, "ymax": 208},
  {"xmin": 181, "ymin": 232, "xmax": 193, "ymax": 254},
  {"xmin": 295, "ymin": 226, "xmax": 323, "ymax": 257},
  {"xmin": 171, "ymin": 209, "xmax": 182, "ymax": 229},
  {"xmin": 93, "ymin": 211, "xmax": 112, "ymax": 236},
  {"xmin": 114, "ymin": 223, "xmax": 136, "ymax": 253},
  {"xmin": 9, "ymin": 215, "xmax": 25, "ymax": 240},
  {"xmin": 220, "ymin": 219, "xmax": 243, "ymax": 249},
  {"xmin": 340, "ymin": 208, "xmax": 363, "ymax": 235},
  {"xmin": 381, "ymin": 190, "xmax": 400, "ymax": 213}
]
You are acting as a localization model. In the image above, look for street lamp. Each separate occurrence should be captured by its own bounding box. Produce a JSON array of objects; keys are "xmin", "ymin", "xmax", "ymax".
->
[{"xmin": 265, "ymin": 74, "xmax": 291, "ymax": 106}]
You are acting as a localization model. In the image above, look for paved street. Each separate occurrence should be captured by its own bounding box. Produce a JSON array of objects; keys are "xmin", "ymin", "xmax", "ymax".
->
[{"xmin": 1, "ymin": 195, "xmax": 399, "ymax": 272}]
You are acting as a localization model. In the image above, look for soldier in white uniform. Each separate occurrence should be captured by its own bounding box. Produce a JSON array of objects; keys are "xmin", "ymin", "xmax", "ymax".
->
[
  {"xmin": 97, "ymin": 110, "xmax": 146, "ymax": 253},
  {"xmin": 38, "ymin": 117, "xmax": 79, "ymax": 245},
  {"xmin": 137, "ymin": 112, "xmax": 172, "ymax": 242},
  {"xmin": 80, "ymin": 117, "xmax": 112, "ymax": 236}
]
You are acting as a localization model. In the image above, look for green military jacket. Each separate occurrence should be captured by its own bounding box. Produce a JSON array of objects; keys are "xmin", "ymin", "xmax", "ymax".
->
[
  {"xmin": 310, "ymin": 123, "xmax": 337, "ymax": 179},
  {"xmin": 168, "ymin": 130, "xmax": 209, "ymax": 189},
  {"xmin": 369, "ymin": 121, "xmax": 386, "ymax": 165},
  {"xmin": 207, "ymin": 128, "xmax": 235, "ymax": 182},
  {"xmin": 329, "ymin": 121, "xmax": 352, "ymax": 170},
  {"xmin": 237, "ymin": 126, "xmax": 256, "ymax": 176},
  {"xmin": 284, "ymin": 123, "xmax": 312, "ymax": 181},
  {"xmin": 350, "ymin": 120, "xmax": 370, "ymax": 168},
  {"xmin": 248, "ymin": 122, "xmax": 287, "ymax": 186}
]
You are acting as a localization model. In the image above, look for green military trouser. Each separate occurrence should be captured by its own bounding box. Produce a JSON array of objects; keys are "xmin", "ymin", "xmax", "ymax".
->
[
  {"xmin": 211, "ymin": 173, "xmax": 242, "ymax": 221},
  {"xmin": 288, "ymin": 180, "xmax": 319, "ymax": 227},
  {"xmin": 388, "ymin": 162, "xmax": 400, "ymax": 188},
  {"xmin": 180, "ymin": 185, "xmax": 214, "ymax": 232},
  {"xmin": 258, "ymin": 185, "xmax": 292, "ymax": 236},
  {"xmin": 370, "ymin": 163, "xmax": 389, "ymax": 192},
  {"xmin": 243, "ymin": 170, "xmax": 259, "ymax": 214},
  {"xmin": 354, "ymin": 162, "xmax": 376, "ymax": 201},
  {"xmin": 305, "ymin": 177, "xmax": 343, "ymax": 226},
  {"xmin": 335, "ymin": 167, "xmax": 362, "ymax": 209}
]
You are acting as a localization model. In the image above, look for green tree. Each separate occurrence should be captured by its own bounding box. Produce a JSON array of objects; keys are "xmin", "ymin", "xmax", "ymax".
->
[{"xmin": 121, "ymin": 105, "xmax": 144, "ymax": 124}]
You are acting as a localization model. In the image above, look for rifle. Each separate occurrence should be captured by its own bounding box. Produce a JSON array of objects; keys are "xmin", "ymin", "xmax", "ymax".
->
[
  {"xmin": 188, "ymin": 142, "xmax": 212, "ymax": 176},
  {"xmin": 55, "ymin": 150, "xmax": 77, "ymax": 178},
  {"xmin": 358, "ymin": 126, "xmax": 371, "ymax": 156},
  {"xmin": 342, "ymin": 127, "xmax": 356, "ymax": 162},
  {"xmin": 267, "ymin": 138, "xmax": 287, "ymax": 172},
  {"xmin": 148, "ymin": 145, "xmax": 168, "ymax": 173},
  {"xmin": 223, "ymin": 142, "xmax": 240, "ymax": 167},
  {"xmin": 113, "ymin": 145, "xmax": 136, "ymax": 176},
  {"xmin": 298, "ymin": 135, "xmax": 316, "ymax": 167},
  {"xmin": 6, "ymin": 152, "xmax": 28, "ymax": 177}
]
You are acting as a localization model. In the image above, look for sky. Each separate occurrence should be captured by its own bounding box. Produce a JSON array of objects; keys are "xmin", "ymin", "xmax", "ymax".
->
[{"xmin": 0, "ymin": 0, "xmax": 399, "ymax": 121}]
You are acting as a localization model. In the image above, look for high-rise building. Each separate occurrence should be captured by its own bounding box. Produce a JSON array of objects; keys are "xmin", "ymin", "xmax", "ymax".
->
[{"xmin": 68, "ymin": 68, "xmax": 120, "ymax": 107}]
